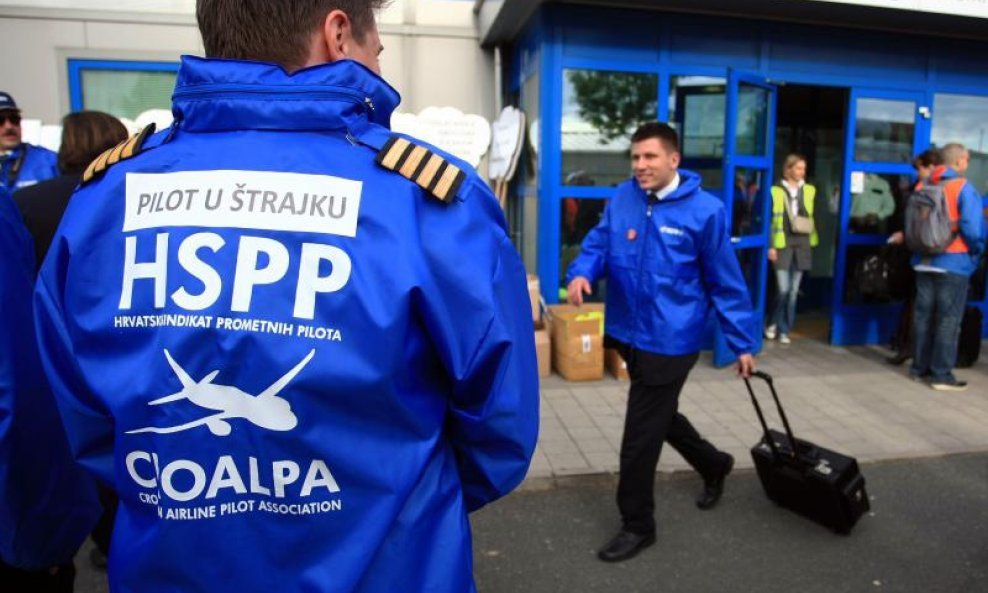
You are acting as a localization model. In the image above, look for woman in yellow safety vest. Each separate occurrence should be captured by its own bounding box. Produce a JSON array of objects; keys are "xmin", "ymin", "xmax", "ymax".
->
[{"xmin": 765, "ymin": 154, "xmax": 818, "ymax": 345}]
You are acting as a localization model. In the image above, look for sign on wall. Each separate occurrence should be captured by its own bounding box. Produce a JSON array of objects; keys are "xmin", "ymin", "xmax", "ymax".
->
[
  {"xmin": 488, "ymin": 106, "xmax": 526, "ymax": 182},
  {"xmin": 391, "ymin": 107, "xmax": 492, "ymax": 168}
]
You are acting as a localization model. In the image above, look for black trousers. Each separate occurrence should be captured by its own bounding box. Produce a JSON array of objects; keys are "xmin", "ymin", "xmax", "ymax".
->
[
  {"xmin": 91, "ymin": 482, "xmax": 118, "ymax": 556},
  {"xmin": 612, "ymin": 343, "xmax": 730, "ymax": 535},
  {"xmin": 0, "ymin": 559, "xmax": 75, "ymax": 593}
]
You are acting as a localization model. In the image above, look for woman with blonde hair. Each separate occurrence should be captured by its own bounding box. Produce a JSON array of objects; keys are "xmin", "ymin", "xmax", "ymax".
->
[{"xmin": 765, "ymin": 154, "xmax": 817, "ymax": 344}]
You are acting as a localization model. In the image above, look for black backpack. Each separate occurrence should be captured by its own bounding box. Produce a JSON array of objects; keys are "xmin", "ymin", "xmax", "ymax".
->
[{"xmin": 856, "ymin": 253, "xmax": 891, "ymax": 301}]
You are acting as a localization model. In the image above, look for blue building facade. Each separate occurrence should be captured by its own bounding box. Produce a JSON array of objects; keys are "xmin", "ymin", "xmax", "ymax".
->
[{"xmin": 485, "ymin": 2, "xmax": 988, "ymax": 363}]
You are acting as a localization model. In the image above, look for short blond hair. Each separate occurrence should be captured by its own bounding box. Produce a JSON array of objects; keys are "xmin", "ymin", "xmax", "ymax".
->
[
  {"xmin": 783, "ymin": 154, "xmax": 806, "ymax": 174},
  {"xmin": 941, "ymin": 143, "xmax": 968, "ymax": 168}
]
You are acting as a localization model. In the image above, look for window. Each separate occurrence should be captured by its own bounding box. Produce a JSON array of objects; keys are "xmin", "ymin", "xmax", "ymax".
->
[
  {"xmin": 932, "ymin": 93, "xmax": 988, "ymax": 197},
  {"xmin": 847, "ymin": 172, "xmax": 912, "ymax": 235},
  {"xmin": 853, "ymin": 98, "xmax": 915, "ymax": 164},
  {"xmin": 732, "ymin": 167, "xmax": 767, "ymax": 236},
  {"xmin": 561, "ymin": 69, "xmax": 658, "ymax": 187},
  {"xmin": 560, "ymin": 197, "xmax": 605, "ymax": 285},
  {"xmin": 69, "ymin": 59, "xmax": 179, "ymax": 123},
  {"xmin": 736, "ymin": 83, "xmax": 770, "ymax": 157},
  {"xmin": 669, "ymin": 76, "xmax": 726, "ymax": 190}
]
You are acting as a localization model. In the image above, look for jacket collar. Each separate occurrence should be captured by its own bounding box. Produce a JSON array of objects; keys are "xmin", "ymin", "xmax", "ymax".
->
[
  {"xmin": 633, "ymin": 169, "xmax": 702, "ymax": 203},
  {"xmin": 171, "ymin": 55, "xmax": 400, "ymax": 134}
]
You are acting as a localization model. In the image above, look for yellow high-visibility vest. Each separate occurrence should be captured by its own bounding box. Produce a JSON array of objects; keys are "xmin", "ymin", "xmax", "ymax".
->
[{"xmin": 770, "ymin": 184, "xmax": 818, "ymax": 249}]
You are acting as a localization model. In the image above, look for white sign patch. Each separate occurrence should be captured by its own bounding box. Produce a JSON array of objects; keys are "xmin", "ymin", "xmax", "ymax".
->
[{"xmin": 125, "ymin": 170, "xmax": 362, "ymax": 237}]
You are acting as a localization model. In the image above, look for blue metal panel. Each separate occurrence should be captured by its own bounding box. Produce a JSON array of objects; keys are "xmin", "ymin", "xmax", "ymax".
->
[
  {"xmin": 667, "ymin": 18, "xmax": 761, "ymax": 70},
  {"xmin": 933, "ymin": 40, "xmax": 988, "ymax": 88},
  {"xmin": 558, "ymin": 8, "xmax": 660, "ymax": 62},
  {"xmin": 559, "ymin": 58, "xmax": 659, "ymax": 74},
  {"xmin": 511, "ymin": 20, "xmax": 541, "ymax": 91},
  {"xmin": 713, "ymin": 69, "xmax": 776, "ymax": 367},
  {"xmin": 67, "ymin": 59, "xmax": 179, "ymax": 112},
  {"xmin": 833, "ymin": 304, "xmax": 903, "ymax": 344},
  {"xmin": 556, "ymin": 185, "xmax": 618, "ymax": 199},
  {"xmin": 831, "ymin": 87, "xmax": 929, "ymax": 345},
  {"xmin": 538, "ymin": 15, "xmax": 564, "ymax": 304},
  {"xmin": 765, "ymin": 24, "xmax": 929, "ymax": 89}
]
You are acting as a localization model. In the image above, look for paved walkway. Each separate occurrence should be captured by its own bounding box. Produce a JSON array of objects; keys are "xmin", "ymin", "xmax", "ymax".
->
[{"xmin": 527, "ymin": 336, "xmax": 988, "ymax": 482}]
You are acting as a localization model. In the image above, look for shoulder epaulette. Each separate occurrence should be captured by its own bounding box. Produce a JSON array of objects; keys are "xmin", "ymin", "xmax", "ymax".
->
[
  {"xmin": 81, "ymin": 123, "xmax": 157, "ymax": 186},
  {"xmin": 375, "ymin": 136, "xmax": 467, "ymax": 204}
]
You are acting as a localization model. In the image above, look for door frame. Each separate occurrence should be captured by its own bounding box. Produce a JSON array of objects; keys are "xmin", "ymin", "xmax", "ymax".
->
[
  {"xmin": 712, "ymin": 69, "xmax": 777, "ymax": 367},
  {"xmin": 830, "ymin": 87, "xmax": 931, "ymax": 345}
]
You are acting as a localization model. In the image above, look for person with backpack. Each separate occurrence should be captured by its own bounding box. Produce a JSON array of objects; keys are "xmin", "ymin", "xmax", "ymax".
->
[
  {"xmin": 905, "ymin": 143, "xmax": 984, "ymax": 391},
  {"xmin": 886, "ymin": 149, "xmax": 942, "ymax": 366},
  {"xmin": 765, "ymin": 154, "xmax": 817, "ymax": 345}
]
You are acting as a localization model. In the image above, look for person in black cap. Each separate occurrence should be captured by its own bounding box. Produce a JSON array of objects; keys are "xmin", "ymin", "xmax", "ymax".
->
[{"xmin": 0, "ymin": 91, "xmax": 59, "ymax": 192}]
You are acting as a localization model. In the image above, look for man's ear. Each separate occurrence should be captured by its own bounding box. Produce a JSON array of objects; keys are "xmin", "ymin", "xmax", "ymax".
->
[
  {"xmin": 322, "ymin": 9, "xmax": 351, "ymax": 63},
  {"xmin": 671, "ymin": 151, "xmax": 682, "ymax": 168}
]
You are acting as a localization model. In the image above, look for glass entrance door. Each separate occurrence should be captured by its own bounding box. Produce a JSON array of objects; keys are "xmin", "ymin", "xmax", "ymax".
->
[
  {"xmin": 712, "ymin": 70, "xmax": 777, "ymax": 367},
  {"xmin": 831, "ymin": 89, "xmax": 929, "ymax": 344}
]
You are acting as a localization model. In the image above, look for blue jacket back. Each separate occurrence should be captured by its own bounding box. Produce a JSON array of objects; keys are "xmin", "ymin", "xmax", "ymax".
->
[
  {"xmin": 1, "ymin": 143, "xmax": 59, "ymax": 191},
  {"xmin": 0, "ymin": 190, "xmax": 99, "ymax": 569},
  {"xmin": 567, "ymin": 171, "xmax": 755, "ymax": 356},
  {"xmin": 34, "ymin": 56, "xmax": 539, "ymax": 593}
]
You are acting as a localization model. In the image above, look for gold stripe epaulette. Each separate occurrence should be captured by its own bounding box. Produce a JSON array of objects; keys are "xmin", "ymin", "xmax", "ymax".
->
[
  {"xmin": 81, "ymin": 123, "xmax": 157, "ymax": 185},
  {"xmin": 375, "ymin": 136, "xmax": 467, "ymax": 204}
]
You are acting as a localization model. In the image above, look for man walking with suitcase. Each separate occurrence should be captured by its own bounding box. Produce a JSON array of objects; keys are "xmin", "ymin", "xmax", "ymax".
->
[{"xmin": 567, "ymin": 122, "xmax": 757, "ymax": 563}]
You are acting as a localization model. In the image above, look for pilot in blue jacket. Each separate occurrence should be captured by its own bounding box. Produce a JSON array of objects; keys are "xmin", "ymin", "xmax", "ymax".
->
[
  {"xmin": 0, "ymin": 190, "xmax": 100, "ymax": 586},
  {"xmin": 0, "ymin": 92, "xmax": 60, "ymax": 192},
  {"xmin": 33, "ymin": 2, "xmax": 539, "ymax": 592},
  {"xmin": 567, "ymin": 123, "xmax": 756, "ymax": 563}
]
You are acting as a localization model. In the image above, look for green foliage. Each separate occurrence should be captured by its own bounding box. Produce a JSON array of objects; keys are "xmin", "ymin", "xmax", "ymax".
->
[{"xmin": 567, "ymin": 70, "xmax": 658, "ymax": 142}]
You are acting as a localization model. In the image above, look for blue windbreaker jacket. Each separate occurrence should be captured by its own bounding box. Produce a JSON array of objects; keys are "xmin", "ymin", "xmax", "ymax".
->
[
  {"xmin": 1, "ymin": 143, "xmax": 59, "ymax": 192},
  {"xmin": 566, "ymin": 171, "xmax": 755, "ymax": 356},
  {"xmin": 910, "ymin": 168, "xmax": 985, "ymax": 277},
  {"xmin": 0, "ymin": 191, "xmax": 99, "ymax": 569},
  {"xmin": 34, "ymin": 56, "xmax": 539, "ymax": 593}
]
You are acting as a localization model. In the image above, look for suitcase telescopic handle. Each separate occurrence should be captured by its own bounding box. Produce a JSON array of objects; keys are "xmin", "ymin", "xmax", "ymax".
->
[{"xmin": 744, "ymin": 371, "xmax": 801, "ymax": 463}]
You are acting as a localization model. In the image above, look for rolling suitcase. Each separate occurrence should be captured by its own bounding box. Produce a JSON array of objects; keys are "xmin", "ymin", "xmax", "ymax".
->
[
  {"xmin": 955, "ymin": 306, "xmax": 982, "ymax": 368},
  {"xmin": 744, "ymin": 371, "xmax": 870, "ymax": 534}
]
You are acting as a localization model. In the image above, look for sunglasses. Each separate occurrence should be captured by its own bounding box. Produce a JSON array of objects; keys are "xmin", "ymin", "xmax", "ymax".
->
[{"xmin": 0, "ymin": 113, "xmax": 21, "ymax": 126}]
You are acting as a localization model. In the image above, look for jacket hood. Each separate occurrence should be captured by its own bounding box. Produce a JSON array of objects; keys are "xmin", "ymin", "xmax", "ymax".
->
[{"xmin": 172, "ymin": 55, "xmax": 401, "ymax": 134}]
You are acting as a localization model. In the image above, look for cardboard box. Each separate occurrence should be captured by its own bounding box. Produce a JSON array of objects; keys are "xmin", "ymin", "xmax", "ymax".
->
[
  {"xmin": 534, "ymin": 321, "xmax": 551, "ymax": 378},
  {"xmin": 547, "ymin": 303, "xmax": 604, "ymax": 381},
  {"xmin": 527, "ymin": 274, "xmax": 541, "ymax": 322},
  {"xmin": 605, "ymin": 348, "xmax": 629, "ymax": 380}
]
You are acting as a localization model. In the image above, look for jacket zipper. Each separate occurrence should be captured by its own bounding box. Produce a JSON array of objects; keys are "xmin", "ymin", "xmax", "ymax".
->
[
  {"xmin": 634, "ymin": 200, "xmax": 654, "ymax": 346},
  {"xmin": 173, "ymin": 84, "xmax": 374, "ymax": 114}
]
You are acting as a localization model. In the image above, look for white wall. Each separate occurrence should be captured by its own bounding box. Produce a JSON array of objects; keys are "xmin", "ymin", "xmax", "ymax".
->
[{"xmin": 0, "ymin": 0, "xmax": 492, "ymax": 127}]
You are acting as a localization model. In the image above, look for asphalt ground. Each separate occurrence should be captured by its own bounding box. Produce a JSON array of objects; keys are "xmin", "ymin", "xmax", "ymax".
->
[
  {"xmin": 71, "ymin": 453, "xmax": 987, "ymax": 593},
  {"xmin": 471, "ymin": 453, "xmax": 988, "ymax": 593}
]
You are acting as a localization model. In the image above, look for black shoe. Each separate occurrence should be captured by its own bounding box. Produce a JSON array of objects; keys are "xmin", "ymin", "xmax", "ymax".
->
[
  {"xmin": 597, "ymin": 530, "xmax": 656, "ymax": 562},
  {"xmin": 930, "ymin": 379, "xmax": 968, "ymax": 392},
  {"xmin": 886, "ymin": 353, "xmax": 911, "ymax": 366},
  {"xmin": 697, "ymin": 454, "xmax": 734, "ymax": 510}
]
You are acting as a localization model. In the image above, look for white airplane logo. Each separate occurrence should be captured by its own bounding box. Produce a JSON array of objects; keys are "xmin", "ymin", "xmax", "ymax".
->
[{"xmin": 126, "ymin": 349, "xmax": 315, "ymax": 437}]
